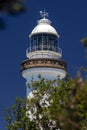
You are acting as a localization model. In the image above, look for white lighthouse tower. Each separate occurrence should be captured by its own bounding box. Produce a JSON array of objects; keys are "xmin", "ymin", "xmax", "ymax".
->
[{"xmin": 21, "ymin": 10, "xmax": 67, "ymax": 98}]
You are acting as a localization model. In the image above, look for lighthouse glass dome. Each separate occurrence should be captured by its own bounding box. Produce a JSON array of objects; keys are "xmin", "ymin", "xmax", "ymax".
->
[
  {"xmin": 27, "ymin": 18, "xmax": 62, "ymax": 54},
  {"xmin": 30, "ymin": 34, "xmax": 59, "ymax": 52}
]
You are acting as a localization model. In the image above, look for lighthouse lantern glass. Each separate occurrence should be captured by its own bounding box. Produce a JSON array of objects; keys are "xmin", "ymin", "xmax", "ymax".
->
[{"xmin": 30, "ymin": 33, "xmax": 58, "ymax": 52}]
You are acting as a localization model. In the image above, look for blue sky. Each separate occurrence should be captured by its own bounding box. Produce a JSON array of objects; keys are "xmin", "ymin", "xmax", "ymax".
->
[{"xmin": 0, "ymin": 0, "xmax": 87, "ymax": 129}]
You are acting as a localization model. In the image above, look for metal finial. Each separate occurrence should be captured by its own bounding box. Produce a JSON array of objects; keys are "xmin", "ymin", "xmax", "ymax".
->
[{"xmin": 39, "ymin": 9, "xmax": 49, "ymax": 18}]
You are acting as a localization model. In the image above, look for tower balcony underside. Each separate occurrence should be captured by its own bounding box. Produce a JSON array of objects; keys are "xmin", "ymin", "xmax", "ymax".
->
[{"xmin": 21, "ymin": 58, "xmax": 67, "ymax": 72}]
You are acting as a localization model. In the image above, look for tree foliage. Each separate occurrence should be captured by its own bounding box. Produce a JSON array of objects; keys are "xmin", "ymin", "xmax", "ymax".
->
[
  {"xmin": 5, "ymin": 73, "xmax": 87, "ymax": 130},
  {"xmin": 81, "ymin": 37, "xmax": 87, "ymax": 47},
  {"xmin": 0, "ymin": 0, "xmax": 25, "ymax": 29},
  {"xmin": 5, "ymin": 97, "xmax": 37, "ymax": 130},
  {"xmin": 0, "ymin": 0, "xmax": 25, "ymax": 14}
]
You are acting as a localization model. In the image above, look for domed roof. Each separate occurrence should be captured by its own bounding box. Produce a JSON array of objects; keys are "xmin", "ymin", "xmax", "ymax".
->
[{"xmin": 30, "ymin": 18, "xmax": 59, "ymax": 38}]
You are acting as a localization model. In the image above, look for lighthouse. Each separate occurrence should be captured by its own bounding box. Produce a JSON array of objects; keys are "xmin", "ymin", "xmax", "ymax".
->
[{"xmin": 21, "ymin": 10, "xmax": 67, "ymax": 98}]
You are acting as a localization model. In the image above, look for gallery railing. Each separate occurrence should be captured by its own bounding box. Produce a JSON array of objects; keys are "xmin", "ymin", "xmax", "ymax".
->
[{"xmin": 26, "ymin": 45, "xmax": 62, "ymax": 54}]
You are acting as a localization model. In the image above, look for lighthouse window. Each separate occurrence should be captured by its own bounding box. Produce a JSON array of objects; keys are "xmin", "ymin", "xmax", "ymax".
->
[
  {"xmin": 42, "ymin": 34, "xmax": 47, "ymax": 45},
  {"xmin": 47, "ymin": 35, "xmax": 54, "ymax": 50},
  {"xmin": 31, "ymin": 36, "xmax": 37, "ymax": 51},
  {"xmin": 30, "ymin": 34, "xmax": 58, "ymax": 52},
  {"xmin": 42, "ymin": 34, "xmax": 48, "ymax": 50},
  {"xmin": 47, "ymin": 34, "xmax": 58, "ymax": 51},
  {"xmin": 54, "ymin": 38, "xmax": 58, "ymax": 51},
  {"xmin": 54, "ymin": 38, "xmax": 58, "ymax": 47},
  {"xmin": 38, "ymin": 34, "xmax": 42, "ymax": 50}
]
